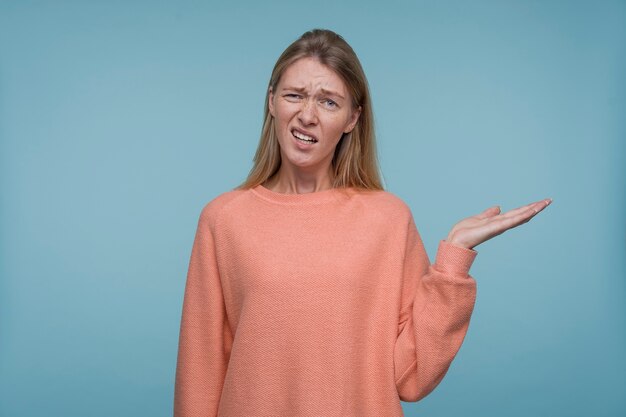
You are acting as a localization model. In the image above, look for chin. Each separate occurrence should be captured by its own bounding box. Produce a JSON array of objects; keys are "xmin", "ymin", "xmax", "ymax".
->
[{"xmin": 285, "ymin": 155, "xmax": 316, "ymax": 168}]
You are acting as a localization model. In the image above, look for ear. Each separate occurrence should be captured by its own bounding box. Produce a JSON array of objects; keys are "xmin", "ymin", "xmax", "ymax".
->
[
  {"xmin": 268, "ymin": 86, "xmax": 275, "ymax": 117},
  {"xmin": 344, "ymin": 105, "xmax": 362, "ymax": 133}
]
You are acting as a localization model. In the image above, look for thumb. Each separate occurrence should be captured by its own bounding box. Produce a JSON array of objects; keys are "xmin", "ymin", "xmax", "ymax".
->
[{"xmin": 476, "ymin": 205, "xmax": 501, "ymax": 219}]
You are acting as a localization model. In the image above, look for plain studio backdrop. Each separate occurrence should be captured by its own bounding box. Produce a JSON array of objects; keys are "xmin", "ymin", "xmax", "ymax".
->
[{"xmin": 0, "ymin": 1, "xmax": 624, "ymax": 416}]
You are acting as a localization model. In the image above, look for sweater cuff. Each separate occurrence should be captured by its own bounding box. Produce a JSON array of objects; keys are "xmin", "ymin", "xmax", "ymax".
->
[{"xmin": 434, "ymin": 239, "xmax": 478, "ymax": 276}]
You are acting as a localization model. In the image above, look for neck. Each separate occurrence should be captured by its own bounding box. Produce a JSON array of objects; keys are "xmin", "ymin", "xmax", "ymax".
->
[{"xmin": 263, "ymin": 166, "xmax": 335, "ymax": 194}]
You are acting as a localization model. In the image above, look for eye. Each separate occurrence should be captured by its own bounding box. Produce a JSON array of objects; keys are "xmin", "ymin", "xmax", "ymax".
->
[
  {"xmin": 285, "ymin": 94, "xmax": 302, "ymax": 99},
  {"xmin": 323, "ymin": 99, "xmax": 338, "ymax": 109}
]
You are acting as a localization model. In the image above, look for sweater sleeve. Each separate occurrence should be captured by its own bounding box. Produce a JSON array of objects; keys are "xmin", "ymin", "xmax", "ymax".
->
[
  {"xmin": 174, "ymin": 206, "xmax": 233, "ymax": 417},
  {"xmin": 394, "ymin": 213, "xmax": 477, "ymax": 402}
]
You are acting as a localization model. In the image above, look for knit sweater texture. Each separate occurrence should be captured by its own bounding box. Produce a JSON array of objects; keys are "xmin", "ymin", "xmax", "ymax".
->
[{"xmin": 173, "ymin": 183, "xmax": 478, "ymax": 417}]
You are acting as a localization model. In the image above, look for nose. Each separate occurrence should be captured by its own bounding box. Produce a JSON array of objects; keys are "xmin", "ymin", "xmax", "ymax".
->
[{"xmin": 298, "ymin": 97, "xmax": 318, "ymax": 125}]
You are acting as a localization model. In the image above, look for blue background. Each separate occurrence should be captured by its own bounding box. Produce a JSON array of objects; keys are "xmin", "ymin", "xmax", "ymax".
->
[{"xmin": 1, "ymin": 1, "xmax": 624, "ymax": 416}]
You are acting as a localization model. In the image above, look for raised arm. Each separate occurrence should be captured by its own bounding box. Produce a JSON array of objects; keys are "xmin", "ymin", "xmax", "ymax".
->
[
  {"xmin": 394, "ymin": 197, "xmax": 552, "ymax": 401},
  {"xmin": 394, "ymin": 214, "xmax": 478, "ymax": 402}
]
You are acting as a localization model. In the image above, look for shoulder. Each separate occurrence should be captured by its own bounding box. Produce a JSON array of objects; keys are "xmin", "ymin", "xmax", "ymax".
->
[
  {"xmin": 353, "ymin": 188, "xmax": 414, "ymax": 224},
  {"xmin": 197, "ymin": 188, "xmax": 249, "ymax": 227},
  {"xmin": 360, "ymin": 190, "xmax": 411, "ymax": 217}
]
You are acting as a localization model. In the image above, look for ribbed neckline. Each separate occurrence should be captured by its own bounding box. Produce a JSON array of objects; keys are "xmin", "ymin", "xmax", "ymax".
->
[{"xmin": 251, "ymin": 183, "xmax": 352, "ymax": 205}]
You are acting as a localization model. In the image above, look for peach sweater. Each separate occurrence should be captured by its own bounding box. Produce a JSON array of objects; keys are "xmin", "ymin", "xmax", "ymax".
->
[{"xmin": 173, "ymin": 184, "xmax": 478, "ymax": 417}]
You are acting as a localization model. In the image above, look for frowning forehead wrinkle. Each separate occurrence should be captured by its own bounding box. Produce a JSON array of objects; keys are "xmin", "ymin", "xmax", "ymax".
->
[{"xmin": 281, "ymin": 85, "xmax": 345, "ymax": 100}]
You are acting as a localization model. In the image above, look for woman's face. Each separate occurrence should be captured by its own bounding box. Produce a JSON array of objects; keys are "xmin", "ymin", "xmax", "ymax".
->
[{"xmin": 268, "ymin": 57, "xmax": 361, "ymax": 174}]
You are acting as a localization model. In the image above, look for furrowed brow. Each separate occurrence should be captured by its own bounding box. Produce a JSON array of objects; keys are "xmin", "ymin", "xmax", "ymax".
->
[
  {"xmin": 282, "ymin": 86, "xmax": 307, "ymax": 93},
  {"xmin": 282, "ymin": 86, "xmax": 345, "ymax": 101},
  {"xmin": 320, "ymin": 88, "xmax": 345, "ymax": 100}
]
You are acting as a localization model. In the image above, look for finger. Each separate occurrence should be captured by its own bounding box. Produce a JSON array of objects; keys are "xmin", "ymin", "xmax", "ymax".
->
[
  {"xmin": 499, "ymin": 199, "xmax": 551, "ymax": 220},
  {"xmin": 488, "ymin": 205, "xmax": 543, "ymax": 235},
  {"xmin": 530, "ymin": 200, "xmax": 551, "ymax": 215}
]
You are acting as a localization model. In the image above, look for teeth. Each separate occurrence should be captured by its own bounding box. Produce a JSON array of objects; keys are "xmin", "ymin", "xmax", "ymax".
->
[{"xmin": 293, "ymin": 130, "xmax": 316, "ymax": 142}]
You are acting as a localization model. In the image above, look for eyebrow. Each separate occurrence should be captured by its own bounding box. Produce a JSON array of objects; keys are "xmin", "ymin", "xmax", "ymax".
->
[{"xmin": 282, "ymin": 86, "xmax": 345, "ymax": 100}]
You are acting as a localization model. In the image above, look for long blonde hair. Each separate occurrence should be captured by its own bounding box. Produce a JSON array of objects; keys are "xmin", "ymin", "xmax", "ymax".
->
[{"xmin": 234, "ymin": 28, "xmax": 385, "ymax": 191}]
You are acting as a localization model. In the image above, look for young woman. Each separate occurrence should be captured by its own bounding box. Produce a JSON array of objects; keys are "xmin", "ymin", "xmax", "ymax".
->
[{"xmin": 173, "ymin": 28, "xmax": 551, "ymax": 417}]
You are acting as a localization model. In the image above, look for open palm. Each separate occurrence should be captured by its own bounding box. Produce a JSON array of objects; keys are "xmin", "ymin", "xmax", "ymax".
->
[{"xmin": 446, "ymin": 198, "xmax": 553, "ymax": 250}]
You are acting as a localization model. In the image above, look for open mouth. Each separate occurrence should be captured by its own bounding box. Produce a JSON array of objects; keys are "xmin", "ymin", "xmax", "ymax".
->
[{"xmin": 292, "ymin": 129, "xmax": 318, "ymax": 144}]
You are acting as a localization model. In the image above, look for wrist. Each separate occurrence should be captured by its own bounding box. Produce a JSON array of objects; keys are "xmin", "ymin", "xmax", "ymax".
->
[
  {"xmin": 436, "ymin": 240, "xmax": 478, "ymax": 275},
  {"xmin": 445, "ymin": 235, "xmax": 471, "ymax": 250}
]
